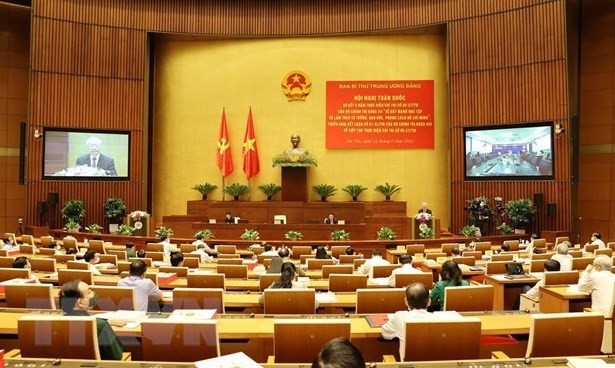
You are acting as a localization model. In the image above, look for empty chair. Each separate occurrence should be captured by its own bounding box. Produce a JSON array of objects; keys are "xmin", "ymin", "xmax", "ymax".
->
[
  {"xmin": 270, "ymin": 319, "xmax": 350, "ymax": 363},
  {"xmin": 306, "ymin": 258, "xmax": 335, "ymax": 270},
  {"xmin": 98, "ymin": 254, "xmax": 118, "ymax": 265},
  {"xmin": 425, "ymin": 252, "xmax": 446, "ymax": 261},
  {"xmin": 141, "ymin": 320, "xmax": 219, "ymax": 362},
  {"xmin": 395, "ymin": 272, "xmax": 434, "ymax": 289},
  {"xmin": 554, "ymin": 237, "xmax": 569, "ymax": 247},
  {"xmin": 146, "ymin": 243, "xmax": 164, "ymax": 252},
  {"xmin": 572, "ymin": 257, "xmax": 594, "ymax": 270},
  {"xmin": 217, "ymin": 245, "xmax": 237, "ymax": 254},
  {"xmin": 117, "ymin": 261, "xmax": 132, "ymax": 274},
  {"xmin": 63, "ymin": 237, "xmax": 77, "ymax": 252},
  {"xmin": 491, "ymin": 254, "xmax": 514, "ymax": 262},
  {"xmin": 159, "ymin": 266, "xmax": 189, "ymax": 277},
  {"xmin": 173, "ymin": 287, "xmax": 224, "ymax": 313},
  {"xmin": 462, "ymin": 250, "xmax": 482, "ymax": 260},
  {"xmin": 54, "ymin": 254, "xmax": 76, "ymax": 264},
  {"xmin": 322, "ymin": 264, "xmax": 353, "ymax": 278},
  {"xmin": 356, "ymin": 288, "xmax": 406, "ymax": 314},
  {"xmin": 129, "ymin": 257, "xmax": 152, "ymax": 266},
  {"xmin": 329, "ymin": 274, "xmax": 368, "ymax": 292},
  {"xmin": 595, "ymin": 248, "xmax": 613, "ymax": 257},
  {"xmin": 20, "ymin": 234, "xmax": 34, "ymax": 245},
  {"xmin": 29, "ymin": 258, "xmax": 56, "ymax": 273},
  {"xmin": 530, "ymin": 253, "xmax": 553, "ymax": 260},
  {"xmin": 67, "ymin": 260, "xmax": 90, "ymax": 270},
  {"xmin": 263, "ymin": 289, "xmax": 316, "ymax": 314},
  {"xmin": 568, "ymin": 249, "xmax": 583, "ymax": 258},
  {"xmin": 216, "ymin": 264, "xmax": 247, "ymax": 279},
  {"xmin": 6, "ymin": 283, "xmax": 56, "ymax": 309},
  {"xmin": 525, "ymin": 312, "xmax": 604, "ymax": 357},
  {"xmin": 300, "ymin": 254, "xmax": 315, "ymax": 264},
  {"xmin": 0, "ymin": 267, "xmax": 31, "ymax": 282},
  {"xmin": 218, "ymin": 253, "xmax": 241, "ymax": 259},
  {"xmin": 406, "ymin": 244, "xmax": 425, "ymax": 255},
  {"xmin": 146, "ymin": 251, "xmax": 164, "ymax": 262},
  {"xmin": 372, "ymin": 264, "xmax": 401, "ymax": 278},
  {"xmin": 58, "ymin": 269, "xmax": 93, "ymax": 285},
  {"xmin": 180, "ymin": 244, "xmax": 197, "ymax": 253},
  {"xmin": 530, "ymin": 259, "xmax": 546, "ymax": 272},
  {"xmin": 0, "ymin": 256, "xmax": 14, "ymax": 268},
  {"xmin": 339, "ymin": 254, "xmax": 363, "ymax": 264},
  {"xmin": 584, "ymin": 244, "xmax": 598, "ymax": 253},
  {"xmin": 485, "ymin": 261, "xmax": 510, "ymax": 275},
  {"xmin": 443, "ymin": 285, "xmax": 494, "ymax": 312},
  {"xmin": 107, "ymin": 249, "xmax": 127, "ymax": 260},
  {"xmin": 187, "ymin": 273, "xmax": 226, "ymax": 290},
  {"xmin": 292, "ymin": 246, "xmax": 312, "ymax": 260},
  {"xmin": 452, "ymin": 256, "xmax": 476, "ymax": 266},
  {"xmin": 440, "ymin": 243, "xmax": 458, "ymax": 256},
  {"xmin": 256, "ymin": 254, "xmax": 273, "ymax": 264},
  {"xmin": 217, "ymin": 258, "xmax": 243, "ymax": 265},
  {"xmin": 182, "ymin": 256, "xmax": 200, "ymax": 269},
  {"xmin": 474, "ymin": 241, "xmax": 492, "ymax": 253},
  {"xmin": 353, "ymin": 258, "xmax": 367, "ymax": 269},
  {"xmin": 38, "ymin": 248, "xmax": 56, "ymax": 256},
  {"xmin": 330, "ymin": 246, "xmax": 348, "ymax": 259},
  {"xmin": 88, "ymin": 240, "xmax": 106, "ymax": 254},
  {"xmin": 259, "ymin": 274, "xmax": 280, "ymax": 291},
  {"xmin": 401, "ymin": 318, "xmax": 481, "ymax": 361},
  {"xmin": 90, "ymin": 286, "xmax": 136, "ymax": 311},
  {"xmin": 19, "ymin": 244, "xmax": 35, "ymax": 254},
  {"xmin": 543, "ymin": 271, "xmax": 579, "ymax": 285}
]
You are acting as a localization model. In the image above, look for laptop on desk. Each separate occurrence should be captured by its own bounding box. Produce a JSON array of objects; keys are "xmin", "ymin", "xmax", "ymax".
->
[{"xmin": 504, "ymin": 262, "xmax": 533, "ymax": 279}]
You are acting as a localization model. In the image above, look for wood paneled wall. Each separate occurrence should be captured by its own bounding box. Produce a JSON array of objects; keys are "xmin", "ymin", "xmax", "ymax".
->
[{"xmin": 26, "ymin": 0, "xmax": 571, "ymax": 233}]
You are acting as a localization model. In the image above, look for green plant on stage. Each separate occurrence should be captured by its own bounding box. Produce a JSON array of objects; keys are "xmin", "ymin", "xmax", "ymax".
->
[
  {"xmin": 63, "ymin": 219, "xmax": 81, "ymax": 233},
  {"xmin": 85, "ymin": 224, "xmax": 102, "ymax": 234},
  {"xmin": 312, "ymin": 184, "xmax": 337, "ymax": 201},
  {"xmin": 330, "ymin": 229, "xmax": 350, "ymax": 241},
  {"xmin": 377, "ymin": 227, "xmax": 397, "ymax": 240},
  {"xmin": 285, "ymin": 230, "xmax": 303, "ymax": 241},
  {"xmin": 241, "ymin": 229, "xmax": 260, "ymax": 240},
  {"xmin": 496, "ymin": 222, "xmax": 514, "ymax": 235},
  {"xmin": 419, "ymin": 224, "xmax": 435, "ymax": 239},
  {"xmin": 115, "ymin": 224, "xmax": 134, "ymax": 235},
  {"xmin": 61, "ymin": 199, "xmax": 86, "ymax": 225},
  {"xmin": 460, "ymin": 224, "xmax": 480, "ymax": 237},
  {"xmin": 223, "ymin": 183, "xmax": 250, "ymax": 201},
  {"xmin": 506, "ymin": 199, "xmax": 535, "ymax": 229},
  {"xmin": 374, "ymin": 183, "xmax": 402, "ymax": 201},
  {"xmin": 258, "ymin": 183, "xmax": 282, "ymax": 201},
  {"xmin": 155, "ymin": 226, "xmax": 174, "ymax": 239},
  {"xmin": 342, "ymin": 184, "xmax": 368, "ymax": 201},
  {"xmin": 103, "ymin": 197, "xmax": 127, "ymax": 224},
  {"xmin": 192, "ymin": 183, "xmax": 218, "ymax": 200},
  {"xmin": 194, "ymin": 229, "xmax": 215, "ymax": 239}
]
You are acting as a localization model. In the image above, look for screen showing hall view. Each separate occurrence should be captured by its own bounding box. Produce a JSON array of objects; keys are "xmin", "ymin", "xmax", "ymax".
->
[{"xmin": 464, "ymin": 124, "xmax": 553, "ymax": 178}]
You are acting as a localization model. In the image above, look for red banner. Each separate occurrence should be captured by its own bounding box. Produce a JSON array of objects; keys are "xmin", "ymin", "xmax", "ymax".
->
[{"xmin": 326, "ymin": 80, "xmax": 434, "ymax": 149}]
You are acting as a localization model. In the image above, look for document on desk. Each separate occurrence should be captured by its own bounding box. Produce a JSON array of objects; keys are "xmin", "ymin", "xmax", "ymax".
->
[
  {"xmin": 568, "ymin": 357, "xmax": 614, "ymax": 367},
  {"xmin": 162, "ymin": 291, "xmax": 173, "ymax": 298},
  {"xmin": 316, "ymin": 292, "xmax": 337, "ymax": 302},
  {"xmin": 195, "ymin": 351, "xmax": 263, "ymax": 368},
  {"xmin": 95, "ymin": 310, "xmax": 147, "ymax": 328},
  {"xmin": 365, "ymin": 314, "xmax": 388, "ymax": 327},
  {"xmin": 369, "ymin": 277, "xmax": 389, "ymax": 286},
  {"xmin": 567, "ymin": 284, "xmax": 589, "ymax": 294},
  {"xmin": 433, "ymin": 311, "xmax": 463, "ymax": 320},
  {"xmin": 168, "ymin": 309, "xmax": 217, "ymax": 320}
]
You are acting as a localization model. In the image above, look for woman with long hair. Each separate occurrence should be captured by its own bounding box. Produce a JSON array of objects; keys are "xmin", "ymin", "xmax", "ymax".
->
[
  {"xmin": 429, "ymin": 260, "xmax": 469, "ymax": 311},
  {"xmin": 271, "ymin": 262, "xmax": 297, "ymax": 288},
  {"xmin": 315, "ymin": 246, "xmax": 339, "ymax": 264}
]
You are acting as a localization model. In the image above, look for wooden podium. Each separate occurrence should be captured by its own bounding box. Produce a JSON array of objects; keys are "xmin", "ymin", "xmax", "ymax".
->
[
  {"xmin": 412, "ymin": 218, "xmax": 441, "ymax": 239},
  {"xmin": 281, "ymin": 166, "xmax": 309, "ymax": 202},
  {"xmin": 129, "ymin": 214, "xmax": 150, "ymax": 237}
]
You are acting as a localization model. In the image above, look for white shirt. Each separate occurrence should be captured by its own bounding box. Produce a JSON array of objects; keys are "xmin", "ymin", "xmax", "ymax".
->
[
  {"xmin": 591, "ymin": 238, "xmax": 606, "ymax": 249},
  {"xmin": 550, "ymin": 254, "xmax": 573, "ymax": 271},
  {"xmin": 388, "ymin": 264, "xmax": 422, "ymax": 287},
  {"xmin": 261, "ymin": 250, "xmax": 278, "ymax": 257},
  {"xmin": 358, "ymin": 255, "xmax": 390, "ymax": 276},
  {"xmin": 192, "ymin": 240, "xmax": 214, "ymax": 253},
  {"xmin": 524, "ymin": 278, "xmax": 544, "ymax": 300},
  {"xmin": 578, "ymin": 269, "xmax": 615, "ymax": 317},
  {"xmin": 161, "ymin": 241, "xmax": 177, "ymax": 262},
  {"xmin": 118, "ymin": 275, "xmax": 161, "ymax": 311},
  {"xmin": 381, "ymin": 309, "xmax": 433, "ymax": 361}
]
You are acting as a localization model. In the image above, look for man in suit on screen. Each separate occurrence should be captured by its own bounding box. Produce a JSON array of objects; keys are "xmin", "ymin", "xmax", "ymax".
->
[{"xmin": 75, "ymin": 136, "xmax": 117, "ymax": 176}]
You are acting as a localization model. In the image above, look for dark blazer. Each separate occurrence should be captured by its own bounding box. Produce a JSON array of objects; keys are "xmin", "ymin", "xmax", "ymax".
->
[
  {"xmin": 76, "ymin": 154, "xmax": 117, "ymax": 176},
  {"xmin": 417, "ymin": 208, "xmax": 432, "ymax": 215},
  {"xmin": 324, "ymin": 217, "xmax": 338, "ymax": 224}
]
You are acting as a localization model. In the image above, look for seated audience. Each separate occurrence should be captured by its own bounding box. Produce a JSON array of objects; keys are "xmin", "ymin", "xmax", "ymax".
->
[
  {"xmin": 2, "ymin": 236, "xmax": 17, "ymax": 251},
  {"xmin": 268, "ymin": 247, "xmax": 306, "ymax": 276},
  {"xmin": 192, "ymin": 234, "xmax": 215, "ymax": 254},
  {"xmin": 191, "ymin": 244, "xmax": 214, "ymax": 263},
  {"xmin": 515, "ymin": 259, "xmax": 560, "ymax": 310},
  {"xmin": 136, "ymin": 249, "xmax": 147, "ymax": 258},
  {"xmin": 82, "ymin": 249, "xmax": 102, "ymax": 276},
  {"xmin": 311, "ymin": 337, "xmax": 365, "ymax": 368},
  {"xmin": 259, "ymin": 262, "xmax": 317, "ymax": 307},
  {"xmin": 551, "ymin": 241, "xmax": 573, "ymax": 271},
  {"xmin": 451, "ymin": 247, "xmax": 462, "ymax": 256},
  {"xmin": 578, "ymin": 254, "xmax": 615, "ymax": 316},
  {"xmin": 169, "ymin": 251, "xmax": 184, "ymax": 267},
  {"xmin": 12, "ymin": 255, "xmax": 30, "ymax": 269},
  {"xmin": 357, "ymin": 248, "xmax": 390, "ymax": 275},
  {"xmin": 500, "ymin": 244, "xmax": 510, "ymax": 252},
  {"xmin": 429, "ymin": 260, "xmax": 469, "ymax": 311},
  {"xmin": 389, "ymin": 254, "xmax": 421, "ymax": 287},
  {"xmin": 159, "ymin": 235, "xmax": 177, "ymax": 263},
  {"xmin": 224, "ymin": 211, "xmax": 234, "ymax": 223},
  {"xmin": 586, "ymin": 232, "xmax": 605, "ymax": 249},
  {"xmin": 345, "ymin": 246, "xmax": 355, "ymax": 255},
  {"xmin": 125, "ymin": 243, "xmax": 137, "ymax": 258},
  {"xmin": 324, "ymin": 213, "xmax": 338, "ymax": 224},
  {"xmin": 261, "ymin": 243, "xmax": 278, "ymax": 257},
  {"xmin": 381, "ymin": 283, "xmax": 435, "ymax": 361},
  {"xmin": 59, "ymin": 279, "xmax": 125, "ymax": 360},
  {"xmin": 117, "ymin": 259, "xmax": 163, "ymax": 312},
  {"xmin": 315, "ymin": 246, "xmax": 338, "ymax": 264}
]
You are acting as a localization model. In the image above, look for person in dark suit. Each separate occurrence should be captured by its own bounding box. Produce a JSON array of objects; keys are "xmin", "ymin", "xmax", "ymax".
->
[
  {"xmin": 75, "ymin": 136, "xmax": 117, "ymax": 176},
  {"xmin": 324, "ymin": 213, "xmax": 337, "ymax": 224},
  {"xmin": 224, "ymin": 211, "xmax": 234, "ymax": 223},
  {"xmin": 417, "ymin": 202, "xmax": 432, "ymax": 215}
]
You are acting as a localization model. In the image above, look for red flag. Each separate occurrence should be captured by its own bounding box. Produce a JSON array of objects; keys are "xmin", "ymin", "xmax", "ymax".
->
[
  {"xmin": 242, "ymin": 107, "xmax": 260, "ymax": 179},
  {"xmin": 216, "ymin": 108, "xmax": 234, "ymax": 177}
]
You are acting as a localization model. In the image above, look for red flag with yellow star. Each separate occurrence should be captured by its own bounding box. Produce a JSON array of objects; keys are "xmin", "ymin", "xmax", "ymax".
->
[
  {"xmin": 216, "ymin": 108, "xmax": 234, "ymax": 177},
  {"xmin": 242, "ymin": 107, "xmax": 260, "ymax": 179}
]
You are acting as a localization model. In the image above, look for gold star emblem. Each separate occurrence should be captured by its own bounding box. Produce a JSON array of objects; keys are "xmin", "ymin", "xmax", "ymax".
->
[{"xmin": 243, "ymin": 138, "xmax": 256, "ymax": 152}]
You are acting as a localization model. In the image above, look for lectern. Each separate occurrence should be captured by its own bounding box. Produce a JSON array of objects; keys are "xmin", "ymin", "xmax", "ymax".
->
[
  {"xmin": 129, "ymin": 214, "xmax": 150, "ymax": 237},
  {"xmin": 281, "ymin": 166, "xmax": 309, "ymax": 201}
]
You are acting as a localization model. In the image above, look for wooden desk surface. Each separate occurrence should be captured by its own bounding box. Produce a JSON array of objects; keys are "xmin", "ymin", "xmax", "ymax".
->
[{"xmin": 539, "ymin": 285, "xmax": 590, "ymax": 300}]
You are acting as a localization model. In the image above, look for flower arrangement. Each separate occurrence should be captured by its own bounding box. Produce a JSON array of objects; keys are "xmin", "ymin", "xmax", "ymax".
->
[
  {"xmin": 155, "ymin": 226, "xmax": 174, "ymax": 239},
  {"xmin": 129, "ymin": 210, "xmax": 149, "ymax": 220},
  {"xmin": 194, "ymin": 229, "xmax": 215, "ymax": 239},
  {"xmin": 115, "ymin": 224, "xmax": 134, "ymax": 235},
  {"xmin": 377, "ymin": 227, "xmax": 397, "ymax": 240},
  {"xmin": 496, "ymin": 222, "xmax": 514, "ymax": 235},
  {"xmin": 330, "ymin": 229, "xmax": 350, "ymax": 241},
  {"xmin": 64, "ymin": 219, "xmax": 81, "ymax": 232},
  {"xmin": 419, "ymin": 223, "xmax": 435, "ymax": 238},
  {"xmin": 415, "ymin": 212, "xmax": 432, "ymax": 223},
  {"xmin": 272, "ymin": 152, "xmax": 317, "ymax": 167},
  {"xmin": 241, "ymin": 229, "xmax": 260, "ymax": 240},
  {"xmin": 85, "ymin": 224, "xmax": 102, "ymax": 234},
  {"xmin": 53, "ymin": 165, "xmax": 112, "ymax": 176},
  {"xmin": 460, "ymin": 224, "xmax": 480, "ymax": 237},
  {"xmin": 506, "ymin": 199, "xmax": 535, "ymax": 229},
  {"xmin": 285, "ymin": 230, "xmax": 303, "ymax": 241}
]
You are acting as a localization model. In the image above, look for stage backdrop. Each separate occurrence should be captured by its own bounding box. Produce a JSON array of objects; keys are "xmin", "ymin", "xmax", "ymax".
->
[{"xmin": 153, "ymin": 34, "xmax": 449, "ymax": 228}]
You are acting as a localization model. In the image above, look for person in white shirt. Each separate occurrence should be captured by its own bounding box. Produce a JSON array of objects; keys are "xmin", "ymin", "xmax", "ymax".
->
[
  {"xmin": 514, "ymin": 259, "xmax": 560, "ymax": 310},
  {"xmin": 358, "ymin": 248, "xmax": 390, "ymax": 275},
  {"xmin": 159, "ymin": 235, "xmax": 177, "ymax": 263},
  {"xmin": 2, "ymin": 237, "xmax": 17, "ymax": 251},
  {"xmin": 388, "ymin": 254, "xmax": 421, "ymax": 287},
  {"xmin": 260, "ymin": 243, "xmax": 278, "ymax": 257},
  {"xmin": 381, "ymin": 283, "xmax": 435, "ymax": 361},
  {"xmin": 578, "ymin": 254, "xmax": 615, "ymax": 317},
  {"xmin": 82, "ymin": 249, "xmax": 102, "ymax": 276},
  {"xmin": 587, "ymin": 232, "xmax": 606, "ymax": 249},
  {"xmin": 550, "ymin": 241, "xmax": 573, "ymax": 271},
  {"xmin": 191, "ymin": 234, "xmax": 215, "ymax": 254},
  {"xmin": 117, "ymin": 259, "xmax": 163, "ymax": 311}
]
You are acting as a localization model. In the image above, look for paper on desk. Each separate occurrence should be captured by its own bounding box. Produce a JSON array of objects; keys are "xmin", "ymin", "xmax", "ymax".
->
[
  {"xmin": 567, "ymin": 284, "xmax": 589, "ymax": 294},
  {"xmin": 194, "ymin": 352, "xmax": 263, "ymax": 368},
  {"xmin": 567, "ymin": 357, "xmax": 612, "ymax": 367},
  {"xmin": 152, "ymin": 261, "xmax": 169, "ymax": 267},
  {"xmin": 96, "ymin": 310, "xmax": 147, "ymax": 328},
  {"xmin": 370, "ymin": 277, "xmax": 389, "ymax": 285},
  {"xmin": 316, "ymin": 292, "xmax": 337, "ymax": 302},
  {"xmin": 433, "ymin": 311, "xmax": 464, "ymax": 320},
  {"xmin": 168, "ymin": 309, "xmax": 217, "ymax": 320},
  {"xmin": 162, "ymin": 291, "xmax": 172, "ymax": 298}
]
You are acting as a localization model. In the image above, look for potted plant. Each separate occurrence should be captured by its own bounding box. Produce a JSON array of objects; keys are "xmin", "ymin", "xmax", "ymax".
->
[
  {"xmin": 460, "ymin": 224, "xmax": 480, "ymax": 237},
  {"xmin": 103, "ymin": 197, "xmax": 126, "ymax": 233},
  {"xmin": 61, "ymin": 199, "xmax": 85, "ymax": 225},
  {"xmin": 330, "ymin": 229, "xmax": 350, "ymax": 241},
  {"xmin": 192, "ymin": 183, "xmax": 218, "ymax": 200},
  {"xmin": 312, "ymin": 184, "xmax": 337, "ymax": 201},
  {"xmin": 115, "ymin": 224, "xmax": 134, "ymax": 235},
  {"xmin": 223, "ymin": 183, "xmax": 249, "ymax": 201},
  {"xmin": 285, "ymin": 230, "xmax": 303, "ymax": 241},
  {"xmin": 155, "ymin": 226, "xmax": 174, "ymax": 239},
  {"xmin": 377, "ymin": 227, "xmax": 397, "ymax": 241},
  {"xmin": 418, "ymin": 224, "xmax": 435, "ymax": 238},
  {"xmin": 85, "ymin": 223, "xmax": 102, "ymax": 234},
  {"xmin": 342, "ymin": 184, "xmax": 368, "ymax": 201},
  {"xmin": 241, "ymin": 229, "xmax": 260, "ymax": 240},
  {"xmin": 258, "ymin": 183, "xmax": 282, "ymax": 201},
  {"xmin": 194, "ymin": 229, "xmax": 215, "ymax": 239},
  {"xmin": 496, "ymin": 222, "xmax": 514, "ymax": 235},
  {"xmin": 64, "ymin": 219, "xmax": 81, "ymax": 233},
  {"xmin": 506, "ymin": 199, "xmax": 535, "ymax": 233},
  {"xmin": 374, "ymin": 183, "xmax": 401, "ymax": 201}
]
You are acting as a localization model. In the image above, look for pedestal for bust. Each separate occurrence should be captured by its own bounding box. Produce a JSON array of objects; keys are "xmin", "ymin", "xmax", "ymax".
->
[{"xmin": 281, "ymin": 166, "xmax": 308, "ymax": 202}]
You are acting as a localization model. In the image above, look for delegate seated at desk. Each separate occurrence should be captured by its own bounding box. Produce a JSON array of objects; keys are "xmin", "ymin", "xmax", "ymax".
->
[
  {"xmin": 224, "ymin": 212, "xmax": 234, "ymax": 224},
  {"xmin": 258, "ymin": 262, "xmax": 318, "ymax": 308},
  {"xmin": 324, "ymin": 213, "xmax": 338, "ymax": 224},
  {"xmin": 429, "ymin": 260, "xmax": 469, "ymax": 311},
  {"xmin": 515, "ymin": 259, "xmax": 560, "ymax": 310},
  {"xmin": 578, "ymin": 254, "xmax": 615, "ymax": 316}
]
